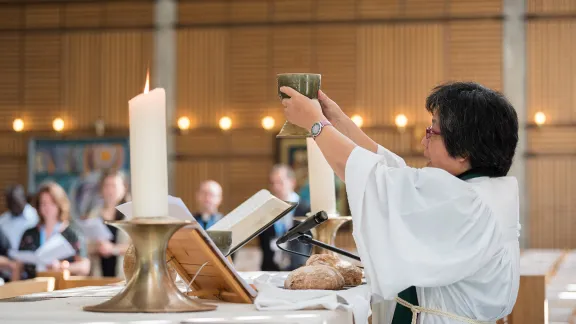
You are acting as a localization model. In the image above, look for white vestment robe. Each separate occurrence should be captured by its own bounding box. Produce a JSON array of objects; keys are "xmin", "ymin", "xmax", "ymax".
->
[{"xmin": 345, "ymin": 145, "xmax": 520, "ymax": 323}]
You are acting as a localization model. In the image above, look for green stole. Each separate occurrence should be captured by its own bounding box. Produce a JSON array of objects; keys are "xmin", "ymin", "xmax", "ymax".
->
[{"xmin": 390, "ymin": 168, "xmax": 492, "ymax": 324}]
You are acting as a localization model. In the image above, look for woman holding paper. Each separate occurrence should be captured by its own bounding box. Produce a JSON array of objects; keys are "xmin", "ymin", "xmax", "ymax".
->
[
  {"xmin": 85, "ymin": 170, "xmax": 131, "ymax": 277},
  {"xmin": 18, "ymin": 182, "xmax": 90, "ymax": 279}
]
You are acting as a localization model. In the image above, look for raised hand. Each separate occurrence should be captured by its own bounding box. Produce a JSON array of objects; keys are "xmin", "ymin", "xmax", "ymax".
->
[{"xmin": 279, "ymin": 86, "xmax": 326, "ymax": 130}]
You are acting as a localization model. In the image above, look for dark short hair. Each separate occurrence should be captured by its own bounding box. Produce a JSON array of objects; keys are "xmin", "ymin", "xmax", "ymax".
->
[
  {"xmin": 5, "ymin": 185, "xmax": 26, "ymax": 203},
  {"xmin": 425, "ymin": 82, "xmax": 519, "ymax": 177}
]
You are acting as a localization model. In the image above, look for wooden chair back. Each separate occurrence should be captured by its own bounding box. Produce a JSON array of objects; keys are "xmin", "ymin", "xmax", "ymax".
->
[{"xmin": 0, "ymin": 277, "xmax": 55, "ymax": 299}]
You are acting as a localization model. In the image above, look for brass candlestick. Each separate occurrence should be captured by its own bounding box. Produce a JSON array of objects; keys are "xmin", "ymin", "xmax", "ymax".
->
[
  {"xmin": 310, "ymin": 216, "xmax": 352, "ymax": 255},
  {"xmin": 84, "ymin": 217, "xmax": 216, "ymax": 313},
  {"xmin": 277, "ymin": 73, "xmax": 321, "ymax": 138},
  {"xmin": 295, "ymin": 215, "xmax": 353, "ymax": 255}
]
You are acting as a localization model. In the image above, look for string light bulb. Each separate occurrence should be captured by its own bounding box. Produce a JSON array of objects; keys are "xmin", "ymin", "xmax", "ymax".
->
[
  {"xmin": 261, "ymin": 116, "xmax": 275, "ymax": 130},
  {"xmin": 395, "ymin": 114, "xmax": 408, "ymax": 128},
  {"xmin": 219, "ymin": 116, "xmax": 232, "ymax": 131},
  {"xmin": 53, "ymin": 118, "xmax": 65, "ymax": 132},
  {"xmin": 351, "ymin": 115, "xmax": 364, "ymax": 128},
  {"xmin": 534, "ymin": 112, "xmax": 546, "ymax": 126},
  {"xmin": 177, "ymin": 116, "xmax": 191, "ymax": 131},
  {"xmin": 13, "ymin": 118, "xmax": 24, "ymax": 132}
]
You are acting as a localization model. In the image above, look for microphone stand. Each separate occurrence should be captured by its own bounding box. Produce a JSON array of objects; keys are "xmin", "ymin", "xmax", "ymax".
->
[
  {"xmin": 297, "ymin": 234, "xmax": 361, "ymax": 261},
  {"xmin": 276, "ymin": 233, "xmax": 361, "ymax": 262}
]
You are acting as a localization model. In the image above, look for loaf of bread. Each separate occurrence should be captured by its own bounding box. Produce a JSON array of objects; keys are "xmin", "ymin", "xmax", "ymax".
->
[
  {"xmin": 284, "ymin": 265, "xmax": 345, "ymax": 290},
  {"xmin": 334, "ymin": 260, "xmax": 363, "ymax": 286},
  {"xmin": 305, "ymin": 254, "xmax": 363, "ymax": 287},
  {"xmin": 305, "ymin": 254, "xmax": 340, "ymax": 267}
]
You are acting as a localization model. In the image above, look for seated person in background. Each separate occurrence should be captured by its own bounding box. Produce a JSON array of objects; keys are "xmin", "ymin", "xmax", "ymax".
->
[
  {"xmin": 259, "ymin": 164, "xmax": 311, "ymax": 271},
  {"xmin": 193, "ymin": 180, "xmax": 223, "ymax": 230},
  {"xmin": 0, "ymin": 185, "xmax": 39, "ymax": 252},
  {"xmin": 19, "ymin": 182, "xmax": 90, "ymax": 279},
  {"xmin": 85, "ymin": 170, "xmax": 131, "ymax": 278},
  {"xmin": 0, "ymin": 229, "xmax": 21, "ymax": 282}
]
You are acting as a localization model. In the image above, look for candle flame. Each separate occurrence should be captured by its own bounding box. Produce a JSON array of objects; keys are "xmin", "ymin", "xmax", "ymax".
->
[{"xmin": 144, "ymin": 70, "xmax": 150, "ymax": 94}]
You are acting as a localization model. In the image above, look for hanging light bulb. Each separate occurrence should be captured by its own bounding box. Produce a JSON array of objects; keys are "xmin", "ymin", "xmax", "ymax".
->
[
  {"xmin": 261, "ymin": 116, "xmax": 275, "ymax": 130},
  {"xmin": 53, "ymin": 118, "xmax": 65, "ymax": 132},
  {"xmin": 219, "ymin": 116, "xmax": 232, "ymax": 131},
  {"xmin": 178, "ymin": 116, "xmax": 191, "ymax": 131},
  {"xmin": 351, "ymin": 115, "xmax": 364, "ymax": 128},
  {"xmin": 395, "ymin": 114, "xmax": 408, "ymax": 129},
  {"xmin": 534, "ymin": 112, "xmax": 546, "ymax": 127},
  {"xmin": 13, "ymin": 118, "xmax": 24, "ymax": 132}
]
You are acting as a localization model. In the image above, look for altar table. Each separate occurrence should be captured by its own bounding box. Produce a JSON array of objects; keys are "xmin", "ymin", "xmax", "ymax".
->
[{"xmin": 0, "ymin": 272, "xmax": 354, "ymax": 324}]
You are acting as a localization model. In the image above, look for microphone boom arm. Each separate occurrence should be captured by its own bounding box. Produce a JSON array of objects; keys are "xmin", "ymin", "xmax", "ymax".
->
[{"xmin": 297, "ymin": 234, "xmax": 361, "ymax": 261}]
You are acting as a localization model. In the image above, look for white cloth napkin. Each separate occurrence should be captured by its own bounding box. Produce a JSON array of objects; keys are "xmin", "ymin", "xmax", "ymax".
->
[{"xmin": 253, "ymin": 274, "xmax": 372, "ymax": 324}]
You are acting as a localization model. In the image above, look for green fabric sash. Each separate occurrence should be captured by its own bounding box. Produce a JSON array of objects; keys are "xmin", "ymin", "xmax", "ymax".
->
[{"xmin": 390, "ymin": 168, "xmax": 492, "ymax": 323}]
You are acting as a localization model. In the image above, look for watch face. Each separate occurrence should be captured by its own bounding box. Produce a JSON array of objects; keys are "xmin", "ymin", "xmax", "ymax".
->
[{"xmin": 311, "ymin": 123, "xmax": 322, "ymax": 135}]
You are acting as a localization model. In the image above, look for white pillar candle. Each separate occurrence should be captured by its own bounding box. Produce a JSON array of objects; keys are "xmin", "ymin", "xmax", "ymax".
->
[
  {"xmin": 306, "ymin": 137, "xmax": 337, "ymax": 216},
  {"xmin": 128, "ymin": 80, "xmax": 169, "ymax": 218}
]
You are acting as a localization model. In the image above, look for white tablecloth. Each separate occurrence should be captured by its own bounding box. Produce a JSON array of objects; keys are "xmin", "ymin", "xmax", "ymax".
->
[{"xmin": 0, "ymin": 272, "xmax": 354, "ymax": 324}]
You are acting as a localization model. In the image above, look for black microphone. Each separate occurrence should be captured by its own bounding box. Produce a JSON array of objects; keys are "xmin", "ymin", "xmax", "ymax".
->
[{"xmin": 276, "ymin": 210, "xmax": 329, "ymax": 245}]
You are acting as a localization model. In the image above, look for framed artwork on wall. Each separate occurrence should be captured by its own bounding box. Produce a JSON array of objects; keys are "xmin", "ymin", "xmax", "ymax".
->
[
  {"xmin": 275, "ymin": 137, "xmax": 349, "ymax": 216},
  {"xmin": 28, "ymin": 137, "xmax": 130, "ymax": 220}
]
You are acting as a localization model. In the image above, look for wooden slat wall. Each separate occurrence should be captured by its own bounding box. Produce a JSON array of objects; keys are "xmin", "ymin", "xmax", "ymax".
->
[
  {"xmin": 8, "ymin": 0, "xmax": 561, "ymax": 234},
  {"xmin": 0, "ymin": 1, "xmax": 153, "ymax": 210},
  {"xmin": 175, "ymin": 0, "xmax": 503, "ymax": 214},
  {"xmin": 527, "ymin": 2, "xmax": 576, "ymax": 248}
]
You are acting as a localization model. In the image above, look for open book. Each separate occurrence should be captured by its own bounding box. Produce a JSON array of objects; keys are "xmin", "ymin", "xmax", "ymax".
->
[
  {"xmin": 115, "ymin": 190, "xmax": 296, "ymax": 256},
  {"xmin": 209, "ymin": 189, "xmax": 297, "ymax": 255}
]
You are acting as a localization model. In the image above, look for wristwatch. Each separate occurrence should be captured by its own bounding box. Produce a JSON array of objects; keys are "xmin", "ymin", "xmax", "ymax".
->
[{"xmin": 310, "ymin": 120, "xmax": 332, "ymax": 138}]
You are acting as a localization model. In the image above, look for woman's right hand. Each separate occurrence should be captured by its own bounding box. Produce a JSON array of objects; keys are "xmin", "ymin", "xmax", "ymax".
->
[{"xmin": 318, "ymin": 90, "xmax": 346, "ymax": 126}]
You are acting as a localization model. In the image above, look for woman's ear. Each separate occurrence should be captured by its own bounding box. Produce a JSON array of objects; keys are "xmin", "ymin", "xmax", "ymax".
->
[{"xmin": 456, "ymin": 153, "xmax": 470, "ymax": 165}]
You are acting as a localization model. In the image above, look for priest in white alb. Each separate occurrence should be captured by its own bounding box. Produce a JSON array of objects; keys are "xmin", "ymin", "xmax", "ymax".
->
[{"xmin": 279, "ymin": 82, "xmax": 520, "ymax": 324}]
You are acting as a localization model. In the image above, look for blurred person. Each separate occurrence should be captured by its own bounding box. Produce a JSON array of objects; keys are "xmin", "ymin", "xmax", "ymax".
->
[
  {"xmin": 0, "ymin": 185, "xmax": 39, "ymax": 251},
  {"xmin": 18, "ymin": 182, "xmax": 90, "ymax": 279},
  {"xmin": 0, "ymin": 229, "xmax": 21, "ymax": 282},
  {"xmin": 193, "ymin": 180, "xmax": 223, "ymax": 230},
  {"xmin": 259, "ymin": 164, "xmax": 311, "ymax": 271},
  {"xmin": 85, "ymin": 170, "xmax": 131, "ymax": 277}
]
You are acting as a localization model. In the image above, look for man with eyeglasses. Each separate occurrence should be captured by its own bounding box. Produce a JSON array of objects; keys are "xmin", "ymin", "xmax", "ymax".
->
[{"xmin": 279, "ymin": 82, "xmax": 520, "ymax": 324}]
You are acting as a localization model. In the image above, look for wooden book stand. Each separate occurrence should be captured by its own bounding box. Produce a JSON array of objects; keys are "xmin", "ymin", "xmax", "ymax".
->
[{"xmin": 167, "ymin": 223, "xmax": 257, "ymax": 304}]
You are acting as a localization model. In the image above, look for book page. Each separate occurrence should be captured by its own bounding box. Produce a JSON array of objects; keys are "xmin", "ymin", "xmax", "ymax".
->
[
  {"xmin": 77, "ymin": 218, "xmax": 114, "ymax": 241},
  {"xmin": 209, "ymin": 189, "xmax": 292, "ymax": 249},
  {"xmin": 35, "ymin": 233, "xmax": 76, "ymax": 265},
  {"xmin": 8, "ymin": 250, "xmax": 39, "ymax": 265},
  {"xmin": 116, "ymin": 196, "xmax": 195, "ymax": 221}
]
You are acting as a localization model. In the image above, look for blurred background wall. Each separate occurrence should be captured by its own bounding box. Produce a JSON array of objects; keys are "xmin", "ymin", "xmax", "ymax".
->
[{"xmin": 0, "ymin": 0, "xmax": 574, "ymax": 248}]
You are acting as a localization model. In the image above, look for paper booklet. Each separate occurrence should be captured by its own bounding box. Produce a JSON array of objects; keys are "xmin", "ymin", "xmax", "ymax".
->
[
  {"xmin": 8, "ymin": 233, "xmax": 76, "ymax": 266},
  {"xmin": 77, "ymin": 218, "xmax": 114, "ymax": 242},
  {"xmin": 209, "ymin": 189, "xmax": 297, "ymax": 255}
]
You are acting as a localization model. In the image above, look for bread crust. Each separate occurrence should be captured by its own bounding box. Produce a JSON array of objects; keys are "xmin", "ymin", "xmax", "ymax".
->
[{"xmin": 284, "ymin": 265, "xmax": 345, "ymax": 290}]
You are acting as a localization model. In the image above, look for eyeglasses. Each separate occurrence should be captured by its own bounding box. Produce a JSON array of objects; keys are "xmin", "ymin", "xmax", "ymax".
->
[{"xmin": 425, "ymin": 126, "xmax": 441, "ymax": 139}]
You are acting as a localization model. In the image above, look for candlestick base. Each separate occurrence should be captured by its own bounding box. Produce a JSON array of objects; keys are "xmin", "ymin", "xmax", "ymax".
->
[
  {"xmin": 296, "ymin": 215, "xmax": 352, "ymax": 255},
  {"xmin": 84, "ymin": 217, "xmax": 216, "ymax": 313}
]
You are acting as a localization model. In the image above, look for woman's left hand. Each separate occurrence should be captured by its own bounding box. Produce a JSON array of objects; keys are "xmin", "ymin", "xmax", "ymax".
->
[{"xmin": 280, "ymin": 86, "xmax": 326, "ymax": 130}]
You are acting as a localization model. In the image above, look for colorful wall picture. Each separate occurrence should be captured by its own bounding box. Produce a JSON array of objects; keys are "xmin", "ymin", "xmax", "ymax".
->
[{"xmin": 28, "ymin": 137, "xmax": 130, "ymax": 220}]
